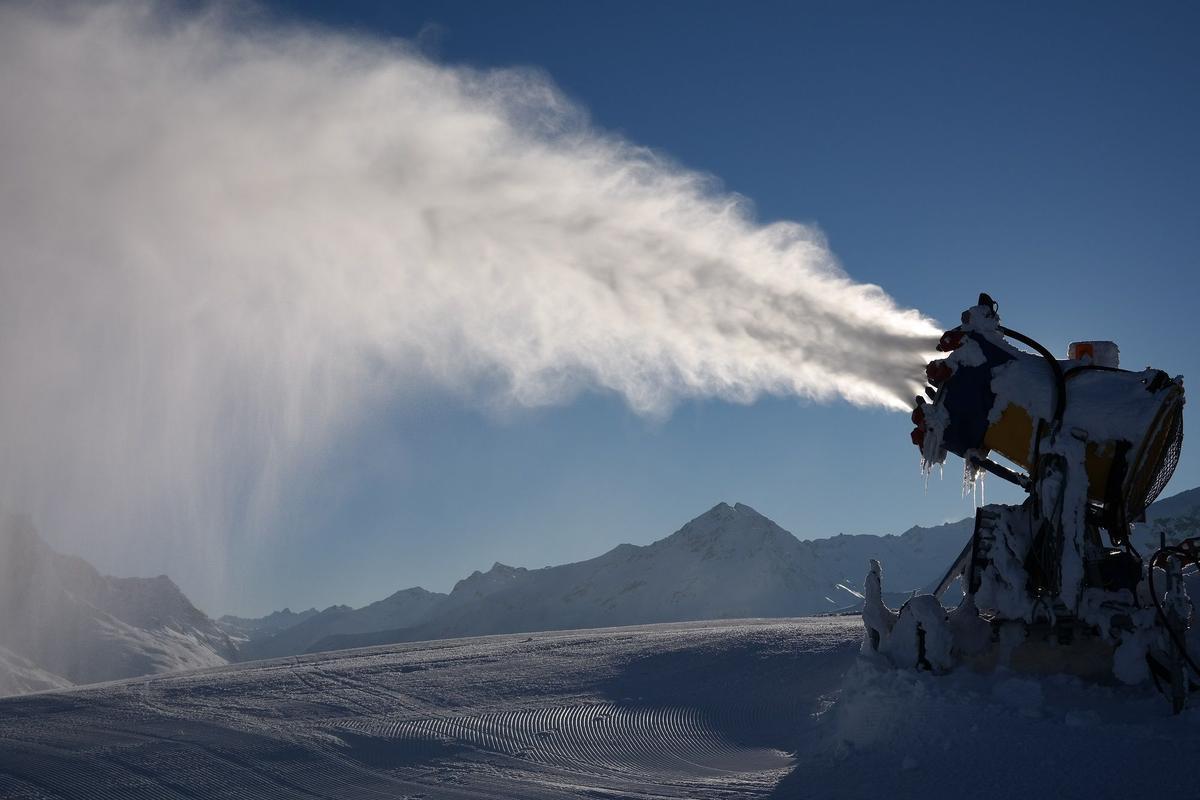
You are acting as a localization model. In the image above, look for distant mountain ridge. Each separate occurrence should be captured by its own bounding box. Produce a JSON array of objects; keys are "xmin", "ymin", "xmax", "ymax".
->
[
  {"xmin": 218, "ymin": 607, "xmax": 320, "ymax": 642},
  {"xmin": 0, "ymin": 515, "xmax": 237, "ymax": 694},
  {"xmin": 307, "ymin": 502, "xmax": 974, "ymax": 654},
  {"xmin": 244, "ymin": 487, "xmax": 1200, "ymax": 657},
  {"xmin": 6, "ymin": 485, "xmax": 1199, "ymax": 697},
  {"xmin": 238, "ymin": 587, "xmax": 447, "ymax": 661}
]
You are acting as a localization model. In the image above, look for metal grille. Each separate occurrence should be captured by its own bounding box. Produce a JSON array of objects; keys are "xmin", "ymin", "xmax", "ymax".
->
[{"xmin": 1142, "ymin": 405, "xmax": 1184, "ymax": 513}]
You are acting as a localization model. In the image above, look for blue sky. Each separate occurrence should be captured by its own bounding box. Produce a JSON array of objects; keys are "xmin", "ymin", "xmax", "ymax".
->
[{"xmin": 214, "ymin": 0, "xmax": 1200, "ymax": 615}]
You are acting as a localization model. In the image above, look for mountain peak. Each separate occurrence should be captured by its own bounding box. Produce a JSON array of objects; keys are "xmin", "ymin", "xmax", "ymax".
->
[
  {"xmin": 659, "ymin": 500, "xmax": 798, "ymax": 563},
  {"xmin": 682, "ymin": 501, "xmax": 775, "ymax": 531},
  {"xmin": 449, "ymin": 561, "xmax": 529, "ymax": 602},
  {"xmin": 694, "ymin": 501, "xmax": 767, "ymax": 521},
  {"xmin": 380, "ymin": 586, "xmax": 439, "ymax": 603}
]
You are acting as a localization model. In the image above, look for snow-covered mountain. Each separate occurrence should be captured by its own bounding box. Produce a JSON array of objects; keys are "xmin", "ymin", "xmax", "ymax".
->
[
  {"xmin": 232, "ymin": 562, "xmax": 538, "ymax": 660},
  {"xmin": 11, "ymin": 485, "xmax": 1197, "ymax": 694},
  {"xmin": 217, "ymin": 607, "xmax": 319, "ymax": 644},
  {"xmin": 1136, "ymin": 485, "xmax": 1200, "ymax": 542},
  {"xmin": 0, "ymin": 645, "xmax": 72, "ymax": 696},
  {"xmin": 0, "ymin": 515, "xmax": 236, "ymax": 695},
  {"xmin": 446, "ymin": 562, "xmax": 531, "ymax": 607},
  {"xmin": 311, "ymin": 502, "xmax": 973, "ymax": 653},
  {"xmin": 239, "ymin": 587, "xmax": 448, "ymax": 661}
]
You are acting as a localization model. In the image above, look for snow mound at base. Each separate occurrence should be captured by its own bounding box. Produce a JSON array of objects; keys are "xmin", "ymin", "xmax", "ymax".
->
[{"xmin": 797, "ymin": 659, "xmax": 1199, "ymax": 799}]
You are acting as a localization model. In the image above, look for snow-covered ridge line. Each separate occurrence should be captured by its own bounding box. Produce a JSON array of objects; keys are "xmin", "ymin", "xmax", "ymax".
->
[
  {"xmin": 0, "ymin": 515, "xmax": 238, "ymax": 696},
  {"xmin": 5, "ymin": 485, "xmax": 1197, "ymax": 697},
  {"xmin": 249, "ymin": 487, "xmax": 1200, "ymax": 657},
  {"xmin": 238, "ymin": 501, "xmax": 979, "ymax": 658}
]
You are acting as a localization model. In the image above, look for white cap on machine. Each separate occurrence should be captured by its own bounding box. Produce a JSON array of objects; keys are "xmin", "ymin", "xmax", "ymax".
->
[{"xmin": 1067, "ymin": 340, "xmax": 1120, "ymax": 368}]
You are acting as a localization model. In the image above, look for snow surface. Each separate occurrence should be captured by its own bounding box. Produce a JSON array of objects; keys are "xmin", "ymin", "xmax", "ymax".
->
[
  {"xmin": 0, "ymin": 502, "xmax": 978, "ymax": 698},
  {"xmin": 5, "ymin": 487, "xmax": 1199, "ymax": 708},
  {"xmin": 1, "ymin": 617, "xmax": 1197, "ymax": 799}
]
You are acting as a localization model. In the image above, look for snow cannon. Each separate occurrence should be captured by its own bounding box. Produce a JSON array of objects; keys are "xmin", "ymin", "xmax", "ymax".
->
[{"xmin": 869, "ymin": 294, "xmax": 1199, "ymax": 712}]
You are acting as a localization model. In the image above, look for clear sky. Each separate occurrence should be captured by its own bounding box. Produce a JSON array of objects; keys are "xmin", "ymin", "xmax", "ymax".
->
[
  {"xmin": 39, "ymin": 1, "xmax": 1200, "ymax": 617},
  {"xmin": 197, "ymin": 0, "xmax": 1200, "ymax": 617}
]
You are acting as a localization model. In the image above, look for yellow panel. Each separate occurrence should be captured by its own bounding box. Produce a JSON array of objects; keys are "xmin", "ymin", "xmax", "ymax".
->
[
  {"xmin": 983, "ymin": 403, "xmax": 1035, "ymax": 470},
  {"xmin": 980, "ymin": 381, "xmax": 1182, "ymax": 518}
]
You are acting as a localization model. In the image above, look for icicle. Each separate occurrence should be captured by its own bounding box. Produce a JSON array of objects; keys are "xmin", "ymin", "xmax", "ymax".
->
[{"xmin": 960, "ymin": 452, "xmax": 986, "ymax": 506}]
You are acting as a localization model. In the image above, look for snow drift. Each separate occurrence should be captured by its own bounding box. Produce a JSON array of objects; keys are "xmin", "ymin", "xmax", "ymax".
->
[
  {"xmin": 0, "ymin": 2, "xmax": 938, "ymax": 589},
  {"xmin": 3, "ymin": 618, "xmax": 1197, "ymax": 800}
]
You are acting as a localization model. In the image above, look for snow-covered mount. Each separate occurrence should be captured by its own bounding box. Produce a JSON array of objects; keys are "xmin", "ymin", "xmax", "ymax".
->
[
  {"xmin": 1136, "ymin": 485, "xmax": 1200, "ymax": 541},
  {"xmin": 0, "ymin": 516, "xmax": 236, "ymax": 695},
  {"xmin": 12, "ymin": 487, "xmax": 1196, "ymax": 694},
  {"xmin": 311, "ymin": 502, "xmax": 972, "ymax": 653},
  {"xmin": 226, "ymin": 562, "xmax": 534, "ymax": 661},
  {"xmin": 217, "ymin": 607, "xmax": 319, "ymax": 644},
  {"xmin": 238, "ymin": 587, "xmax": 448, "ymax": 661},
  {"xmin": 447, "ymin": 562, "xmax": 530, "ymax": 608},
  {"xmin": 233, "ymin": 564, "xmax": 535, "ymax": 660},
  {"xmin": 0, "ymin": 645, "xmax": 72, "ymax": 696}
]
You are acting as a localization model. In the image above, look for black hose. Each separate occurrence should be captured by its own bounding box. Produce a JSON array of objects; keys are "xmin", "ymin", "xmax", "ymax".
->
[
  {"xmin": 999, "ymin": 325, "xmax": 1067, "ymax": 428},
  {"xmin": 1123, "ymin": 538, "xmax": 1145, "ymax": 609},
  {"xmin": 1147, "ymin": 546, "xmax": 1200, "ymax": 683}
]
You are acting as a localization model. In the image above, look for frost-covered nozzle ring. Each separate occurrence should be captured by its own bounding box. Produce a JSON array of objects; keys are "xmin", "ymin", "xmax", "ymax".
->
[
  {"xmin": 906, "ymin": 292, "xmax": 1183, "ymax": 523},
  {"xmin": 910, "ymin": 293, "xmax": 1004, "ymax": 472}
]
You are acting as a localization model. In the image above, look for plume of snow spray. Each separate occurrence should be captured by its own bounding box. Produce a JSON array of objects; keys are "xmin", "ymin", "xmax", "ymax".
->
[{"xmin": 0, "ymin": 3, "xmax": 938, "ymax": 596}]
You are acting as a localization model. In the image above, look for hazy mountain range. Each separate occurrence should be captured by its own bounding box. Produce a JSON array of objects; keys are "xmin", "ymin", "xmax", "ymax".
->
[
  {"xmin": 3, "ymin": 486, "xmax": 1198, "ymax": 697},
  {"xmin": 0, "ymin": 515, "xmax": 237, "ymax": 696},
  {"xmin": 302, "ymin": 503, "xmax": 973, "ymax": 654}
]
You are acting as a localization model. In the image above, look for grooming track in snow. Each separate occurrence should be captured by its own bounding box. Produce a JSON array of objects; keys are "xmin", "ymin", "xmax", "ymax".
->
[
  {"xmin": 2, "ymin": 617, "xmax": 1198, "ymax": 799},
  {"xmin": 0, "ymin": 619, "xmax": 854, "ymax": 799}
]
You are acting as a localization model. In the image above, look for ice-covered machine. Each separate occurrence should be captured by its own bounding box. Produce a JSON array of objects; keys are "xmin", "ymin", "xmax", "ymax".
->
[{"xmin": 864, "ymin": 294, "xmax": 1198, "ymax": 711}]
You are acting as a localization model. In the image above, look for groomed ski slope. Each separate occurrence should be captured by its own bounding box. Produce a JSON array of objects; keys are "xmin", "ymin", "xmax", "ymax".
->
[{"xmin": 0, "ymin": 617, "xmax": 1196, "ymax": 799}]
